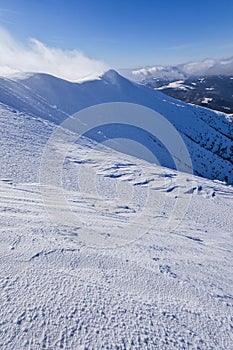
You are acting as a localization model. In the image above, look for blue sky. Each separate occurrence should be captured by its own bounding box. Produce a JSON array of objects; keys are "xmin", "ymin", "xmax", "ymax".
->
[{"xmin": 0, "ymin": 0, "xmax": 233, "ymax": 68}]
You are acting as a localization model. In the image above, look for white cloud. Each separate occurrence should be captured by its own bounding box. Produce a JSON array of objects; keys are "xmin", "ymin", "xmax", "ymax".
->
[{"xmin": 0, "ymin": 27, "xmax": 108, "ymax": 81}]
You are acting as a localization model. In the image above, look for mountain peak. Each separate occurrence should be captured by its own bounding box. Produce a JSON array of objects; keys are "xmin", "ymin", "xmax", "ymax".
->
[{"xmin": 101, "ymin": 69, "xmax": 125, "ymax": 84}]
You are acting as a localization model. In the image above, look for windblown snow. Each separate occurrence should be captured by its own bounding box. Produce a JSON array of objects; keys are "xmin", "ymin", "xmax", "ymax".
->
[{"xmin": 0, "ymin": 71, "xmax": 233, "ymax": 349}]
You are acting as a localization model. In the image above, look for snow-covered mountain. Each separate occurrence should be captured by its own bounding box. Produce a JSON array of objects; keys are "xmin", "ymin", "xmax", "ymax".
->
[
  {"xmin": 0, "ymin": 69, "xmax": 233, "ymax": 348},
  {"xmin": 1, "ymin": 100, "xmax": 233, "ymax": 349},
  {"xmin": 121, "ymin": 56, "xmax": 233, "ymax": 81},
  {"xmin": 0, "ymin": 70, "xmax": 232, "ymax": 184},
  {"xmin": 120, "ymin": 65, "xmax": 186, "ymax": 82}
]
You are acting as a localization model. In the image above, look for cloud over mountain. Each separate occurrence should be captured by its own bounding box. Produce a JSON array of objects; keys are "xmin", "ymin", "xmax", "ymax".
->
[{"xmin": 0, "ymin": 27, "xmax": 108, "ymax": 81}]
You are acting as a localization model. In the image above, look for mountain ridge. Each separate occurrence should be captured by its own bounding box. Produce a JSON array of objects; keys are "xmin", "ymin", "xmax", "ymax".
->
[{"xmin": 0, "ymin": 70, "xmax": 232, "ymax": 184}]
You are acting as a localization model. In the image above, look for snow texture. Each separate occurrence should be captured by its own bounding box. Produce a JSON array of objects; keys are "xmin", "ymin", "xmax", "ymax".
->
[{"xmin": 0, "ymin": 102, "xmax": 233, "ymax": 349}]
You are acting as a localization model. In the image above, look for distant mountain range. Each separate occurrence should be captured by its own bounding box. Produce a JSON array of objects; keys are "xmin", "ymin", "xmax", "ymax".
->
[
  {"xmin": 120, "ymin": 56, "xmax": 233, "ymax": 81},
  {"xmin": 120, "ymin": 57, "xmax": 233, "ymax": 114}
]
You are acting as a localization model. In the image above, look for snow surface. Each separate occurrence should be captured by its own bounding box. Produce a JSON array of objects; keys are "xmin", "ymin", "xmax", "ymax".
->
[
  {"xmin": 202, "ymin": 97, "xmax": 213, "ymax": 104},
  {"xmin": 0, "ymin": 103, "xmax": 233, "ymax": 349}
]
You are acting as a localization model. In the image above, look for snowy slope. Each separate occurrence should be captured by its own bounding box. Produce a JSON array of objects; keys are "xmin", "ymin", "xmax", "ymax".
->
[
  {"xmin": 0, "ymin": 70, "xmax": 232, "ymax": 184},
  {"xmin": 0, "ymin": 104, "xmax": 233, "ymax": 349}
]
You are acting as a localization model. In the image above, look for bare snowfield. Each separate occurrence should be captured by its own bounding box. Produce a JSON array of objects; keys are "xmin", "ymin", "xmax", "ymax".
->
[{"xmin": 0, "ymin": 102, "xmax": 233, "ymax": 349}]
